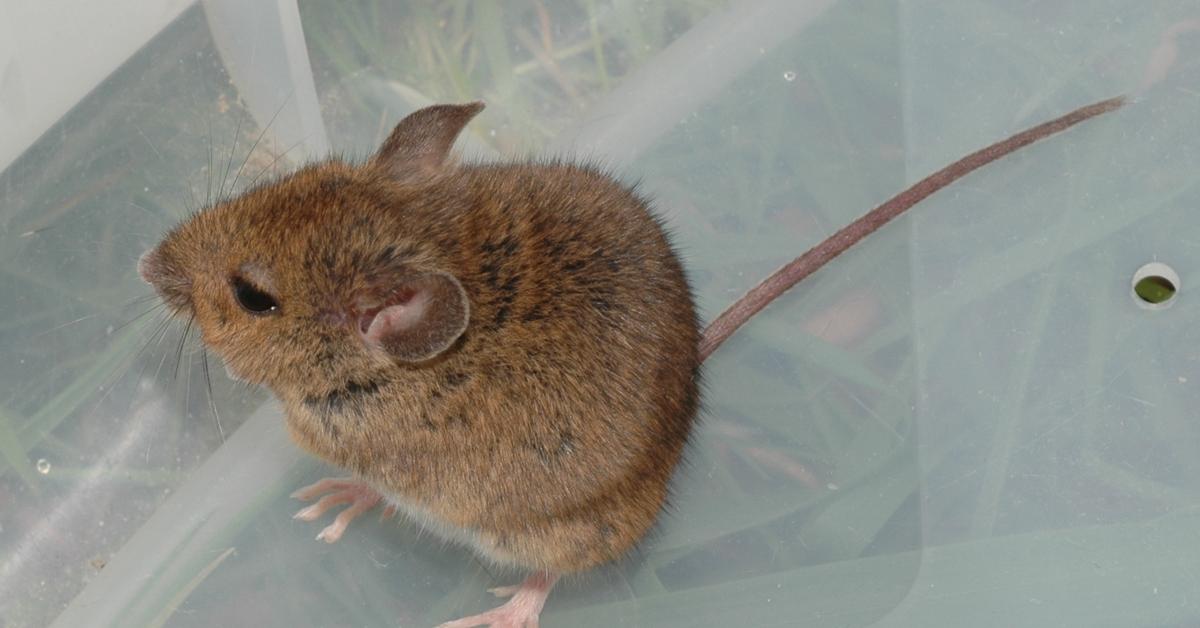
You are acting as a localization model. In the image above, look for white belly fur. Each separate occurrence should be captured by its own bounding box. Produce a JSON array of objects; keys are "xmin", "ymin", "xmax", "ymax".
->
[{"xmin": 381, "ymin": 491, "xmax": 513, "ymax": 567}]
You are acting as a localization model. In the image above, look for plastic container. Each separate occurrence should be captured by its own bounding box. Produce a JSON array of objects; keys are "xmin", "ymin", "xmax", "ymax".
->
[{"xmin": 2, "ymin": 2, "xmax": 1196, "ymax": 627}]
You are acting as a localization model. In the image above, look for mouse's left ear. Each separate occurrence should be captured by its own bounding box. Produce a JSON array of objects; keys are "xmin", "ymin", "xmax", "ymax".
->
[
  {"xmin": 372, "ymin": 102, "xmax": 485, "ymax": 182},
  {"xmin": 362, "ymin": 271, "xmax": 469, "ymax": 362}
]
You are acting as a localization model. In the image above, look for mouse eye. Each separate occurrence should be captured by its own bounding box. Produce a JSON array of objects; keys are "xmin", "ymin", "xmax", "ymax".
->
[{"xmin": 231, "ymin": 276, "xmax": 279, "ymax": 314}]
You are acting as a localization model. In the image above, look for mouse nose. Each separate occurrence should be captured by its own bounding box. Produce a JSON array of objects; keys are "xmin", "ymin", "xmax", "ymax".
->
[{"xmin": 137, "ymin": 249, "xmax": 160, "ymax": 285}]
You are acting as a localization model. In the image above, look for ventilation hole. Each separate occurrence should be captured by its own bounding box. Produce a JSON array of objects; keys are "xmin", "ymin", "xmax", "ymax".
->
[{"xmin": 1131, "ymin": 262, "xmax": 1179, "ymax": 309}]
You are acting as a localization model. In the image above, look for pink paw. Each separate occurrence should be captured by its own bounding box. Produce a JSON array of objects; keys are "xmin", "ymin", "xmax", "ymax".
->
[
  {"xmin": 290, "ymin": 477, "xmax": 395, "ymax": 543},
  {"xmin": 437, "ymin": 572, "xmax": 558, "ymax": 628}
]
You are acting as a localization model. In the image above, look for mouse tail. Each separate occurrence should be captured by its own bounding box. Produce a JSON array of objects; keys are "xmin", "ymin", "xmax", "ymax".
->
[{"xmin": 699, "ymin": 95, "xmax": 1125, "ymax": 361}]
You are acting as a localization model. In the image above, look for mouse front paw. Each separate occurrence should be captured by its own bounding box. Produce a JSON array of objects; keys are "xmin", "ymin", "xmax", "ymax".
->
[{"xmin": 290, "ymin": 477, "xmax": 395, "ymax": 543}]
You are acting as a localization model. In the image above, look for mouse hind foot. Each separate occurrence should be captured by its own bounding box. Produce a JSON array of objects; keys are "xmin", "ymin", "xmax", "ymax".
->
[
  {"xmin": 436, "ymin": 571, "xmax": 558, "ymax": 628},
  {"xmin": 291, "ymin": 476, "xmax": 395, "ymax": 542}
]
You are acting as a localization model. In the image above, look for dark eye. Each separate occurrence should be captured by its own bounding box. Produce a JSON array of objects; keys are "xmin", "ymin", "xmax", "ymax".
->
[{"xmin": 231, "ymin": 276, "xmax": 279, "ymax": 314}]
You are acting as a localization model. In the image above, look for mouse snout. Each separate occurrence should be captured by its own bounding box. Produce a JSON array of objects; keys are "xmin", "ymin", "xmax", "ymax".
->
[
  {"xmin": 137, "ymin": 249, "xmax": 161, "ymax": 285},
  {"xmin": 136, "ymin": 245, "xmax": 193, "ymax": 310}
]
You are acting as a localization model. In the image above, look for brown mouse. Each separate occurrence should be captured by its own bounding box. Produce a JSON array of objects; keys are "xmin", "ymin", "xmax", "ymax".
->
[
  {"xmin": 139, "ymin": 102, "xmax": 699, "ymax": 627},
  {"xmin": 138, "ymin": 95, "xmax": 1122, "ymax": 627}
]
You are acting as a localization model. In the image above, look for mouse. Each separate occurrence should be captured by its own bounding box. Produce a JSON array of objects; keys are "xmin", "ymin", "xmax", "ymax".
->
[
  {"xmin": 139, "ymin": 102, "xmax": 700, "ymax": 627},
  {"xmin": 138, "ymin": 94, "xmax": 1123, "ymax": 627}
]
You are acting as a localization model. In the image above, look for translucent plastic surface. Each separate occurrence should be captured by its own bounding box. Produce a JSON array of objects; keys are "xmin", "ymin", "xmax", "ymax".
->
[{"xmin": 1, "ymin": 2, "xmax": 1195, "ymax": 627}]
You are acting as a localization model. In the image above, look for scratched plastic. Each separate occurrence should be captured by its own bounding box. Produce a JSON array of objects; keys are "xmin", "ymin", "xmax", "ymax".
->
[{"xmin": 1, "ymin": 2, "xmax": 1197, "ymax": 628}]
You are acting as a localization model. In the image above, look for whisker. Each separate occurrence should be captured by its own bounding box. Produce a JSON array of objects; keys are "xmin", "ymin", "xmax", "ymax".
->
[
  {"xmin": 206, "ymin": 114, "xmax": 214, "ymax": 207},
  {"xmin": 132, "ymin": 123, "xmax": 166, "ymax": 162},
  {"xmin": 185, "ymin": 178, "xmax": 199, "ymax": 212},
  {"xmin": 37, "ymin": 312, "xmax": 108, "ymax": 336},
  {"xmin": 18, "ymin": 225, "xmax": 56, "ymax": 237},
  {"xmin": 228, "ymin": 94, "xmax": 292, "ymax": 196},
  {"xmin": 141, "ymin": 312, "xmax": 172, "ymax": 346},
  {"xmin": 116, "ymin": 293, "xmax": 164, "ymax": 313},
  {"xmin": 201, "ymin": 350, "xmax": 226, "ymax": 443},
  {"xmin": 89, "ymin": 312, "xmax": 169, "ymax": 411},
  {"xmin": 126, "ymin": 200, "xmax": 160, "ymax": 218},
  {"xmin": 35, "ymin": 295, "xmax": 163, "ymax": 337},
  {"xmin": 134, "ymin": 313, "xmax": 175, "ymax": 367},
  {"xmin": 124, "ymin": 338, "xmax": 165, "ymax": 407},
  {"xmin": 136, "ymin": 315, "xmax": 179, "ymax": 392},
  {"xmin": 172, "ymin": 314, "xmax": 194, "ymax": 385},
  {"xmin": 218, "ymin": 111, "xmax": 246, "ymax": 201},
  {"xmin": 126, "ymin": 293, "xmax": 164, "ymax": 306},
  {"xmin": 109, "ymin": 303, "xmax": 167, "ymax": 336},
  {"xmin": 152, "ymin": 330, "xmax": 174, "ymax": 384},
  {"xmin": 131, "ymin": 122, "xmax": 195, "ymax": 214},
  {"xmin": 244, "ymin": 137, "xmax": 308, "ymax": 190},
  {"xmin": 183, "ymin": 334, "xmax": 193, "ymax": 424}
]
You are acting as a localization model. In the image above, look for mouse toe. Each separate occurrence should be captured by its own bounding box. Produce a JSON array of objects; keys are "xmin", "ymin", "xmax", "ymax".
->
[
  {"xmin": 436, "ymin": 572, "xmax": 557, "ymax": 628},
  {"xmin": 290, "ymin": 476, "xmax": 384, "ymax": 542}
]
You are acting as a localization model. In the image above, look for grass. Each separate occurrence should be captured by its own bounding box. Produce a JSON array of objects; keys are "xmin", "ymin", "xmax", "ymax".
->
[
  {"xmin": 2, "ymin": 0, "xmax": 1198, "ymax": 627},
  {"xmin": 0, "ymin": 7, "xmax": 272, "ymax": 627}
]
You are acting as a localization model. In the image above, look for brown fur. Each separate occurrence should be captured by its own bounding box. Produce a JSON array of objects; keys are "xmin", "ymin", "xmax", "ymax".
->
[{"xmin": 140, "ymin": 103, "xmax": 701, "ymax": 573}]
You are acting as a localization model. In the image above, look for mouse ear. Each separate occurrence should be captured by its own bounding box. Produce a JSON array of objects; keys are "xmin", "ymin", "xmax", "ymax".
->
[
  {"xmin": 372, "ymin": 102, "xmax": 485, "ymax": 182},
  {"xmin": 362, "ymin": 271, "xmax": 470, "ymax": 362}
]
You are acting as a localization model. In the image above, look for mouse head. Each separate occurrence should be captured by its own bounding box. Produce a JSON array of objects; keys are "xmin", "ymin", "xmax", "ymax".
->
[{"xmin": 138, "ymin": 103, "xmax": 483, "ymax": 396}]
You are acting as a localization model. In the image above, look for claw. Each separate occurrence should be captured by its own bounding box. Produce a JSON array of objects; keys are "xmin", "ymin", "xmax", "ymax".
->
[{"xmin": 486, "ymin": 584, "xmax": 522, "ymax": 598}]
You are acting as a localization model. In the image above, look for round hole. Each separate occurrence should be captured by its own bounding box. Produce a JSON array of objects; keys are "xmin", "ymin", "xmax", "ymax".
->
[{"xmin": 1131, "ymin": 262, "xmax": 1180, "ymax": 309}]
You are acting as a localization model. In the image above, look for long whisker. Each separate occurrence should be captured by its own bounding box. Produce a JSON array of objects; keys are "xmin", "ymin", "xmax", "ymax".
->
[
  {"xmin": 183, "ymin": 176, "xmax": 199, "ymax": 213},
  {"xmin": 124, "ymin": 333, "xmax": 166, "ymax": 407},
  {"xmin": 35, "ymin": 294, "xmax": 164, "ymax": 337},
  {"xmin": 206, "ymin": 114, "xmax": 214, "ymax": 207},
  {"xmin": 132, "ymin": 123, "xmax": 166, "ymax": 161},
  {"xmin": 127, "ymin": 199, "xmax": 160, "ymax": 219},
  {"xmin": 172, "ymin": 313, "xmax": 194, "ymax": 385},
  {"xmin": 152, "ymin": 326, "xmax": 175, "ymax": 384},
  {"xmin": 109, "ymin": 303, "xmax": 167, "ymax": 336},
  {"xmin": 218, "ymin": 110, "xmax": 246, "ymax": 201},
  {"xmin": 228, "ymin": 94, "xmax": 292, "ymax": 196},
  {"xmin": 126, "ymin": 293, "xmax": 163, "ymax": 306},
  {"xmin": 89, "ymin": 311, "xmax": 170, "ymax": 411},
  {"xmin": 37, "ymin": 312, "xmax": 108, "ymax": 336},
  {"xmin": 244, "ymin": 137, "xmax": 308, "ymax": 190},
  {"xmin": 135, "ymin": 313, "xmax": 176, "ymax": 370},
  {"xmin": 132, "ymin": 122, "xmax": 197, "ymax": 214},
  {"xmin": 201, "ymin": 350, "xmax": 226, "ymax": 443},
  {"xmin": 183, "ymin": 334, "xmax": 193, "ymax": 425}
]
